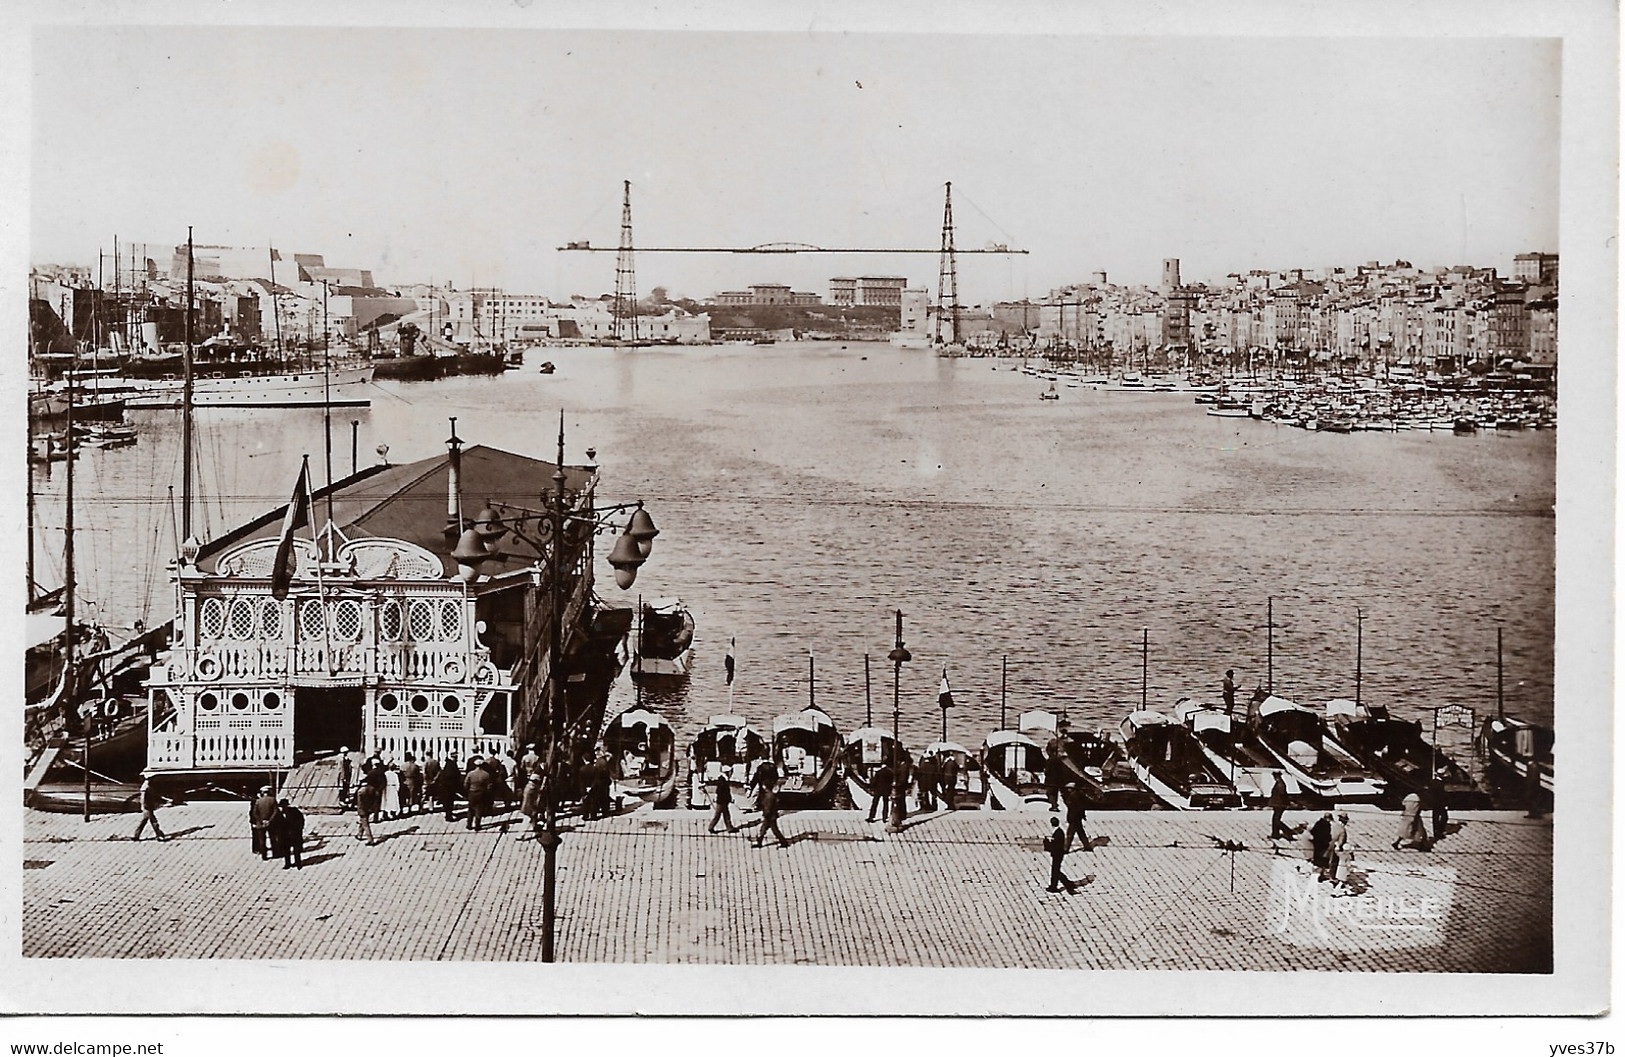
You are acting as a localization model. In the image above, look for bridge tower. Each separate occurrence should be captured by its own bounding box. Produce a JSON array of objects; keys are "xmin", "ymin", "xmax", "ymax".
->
[
  {"xmin": 934, "ymin": 182, "xmax": 961, "ymax": 345},
  {"xmin": 613, "ymin": 180, "xmax": 640, "ymax": 343}
]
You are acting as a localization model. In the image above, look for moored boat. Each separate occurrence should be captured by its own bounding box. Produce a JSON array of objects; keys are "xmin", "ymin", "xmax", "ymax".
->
[
  {"xmin": 770, "ymin": 706, "xmax": 842, "ymax": 807},
  {"xmin": 916, "ymin": 740, "xmax": 987, "ymax": 810},
  {"xmin": 1173, "ymin": 697, "xmax": 1279, "ymax": 802},
  {"xmin": 1477, "ymin": 715, "xmax": 1553, "ymax": 796},
  {"xmin": 602, "ymin": 707, "xmax": 679, "ymax": 807},
  {"xmin": 1053, "ymin": 725, "xmax": 1158, "ymax": 809},
  {"xmin": 687, "ymin": 714, "xmax": 769, "ymax": 808},
  {"xmin": 841, "ymin": 726, "xmax": 911, "ymax": 815},
  {"xmin": 1117, "ymin": 709, "xmax": 1243, "ymax": 810},
  {"xmin": 1324, "ymin": 699, "xmax": 1490, "ymax": 808},
  {"xmin": 981, "ymin": 709, "xmax": 1054, "ymax": 811},
  {"xmin": 630, "ymin": 597, "xmax": 695, "ymax": 681},
  {"xmin": 1245, "ymin": 694, "xmax": 1385, "ymax": 802}
]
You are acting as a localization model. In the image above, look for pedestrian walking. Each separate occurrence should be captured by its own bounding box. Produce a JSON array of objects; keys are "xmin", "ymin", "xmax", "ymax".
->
[
  {"xmin": 400, "ymin": 753, "xmax": 423, "ymax": 816},
  {"xmin": 753, "ymin": 779, "xmax": 790, "ymax": 848},
  {"xmin": 1392, "ymin": 791, "xmax": 1428, "ymax": 849},
  {"xmin": 1267, "ymin": 771, "xmax": 1292, "ymax": 839},
  {"xmin": 362, "ymin": 757, "xmax": 387, "ymax": 823},
  {"xmin": 520, "ymin": 773, "xmax": 544, "ymax": 838},
  {"xmin": 1063, "ymin": 781, "xmax": 1091, "ymax": 851},
  {"xmin": 355, "ymin": 777, "xmax": 380, "ymax": 844},
  {"xmin": 1043, "ymin": 817, "xmax": 1079, "ymax": 894},
  {"xmin": 893, "ymin": 755, "xmax": 913, "ymax": 817},
  {"xmin": 464, "ymin": 757, "xmax": 493, "ymax": 832},
  {"xmin": 337, "ymin": 747, "xmax": 354, "ymax": 808},
  {"xmin": 436, "ymin": 755, "xmax": 462, "ymax": 822},
  {"xmin": 520, "ymin": 743, "xmax": 541, "ymax": 781},
  {"xmin": 865, "ymin": 762, "xmax": 894, "ymax": 824},
  {"xmin": 250, "ymin": 786, "xmax": 279, "ymax": 859},
  {"xmin": 1309, "ymin": 811, "xmax": 1333, "ymax": 875},
  {"xmin": 592, "ymin": 750, "xmax": 615, "ymax": 818},
  {"xmin": 132, "ymin": 777, "xmax": 167, "ymax": 842},
  {"xmin": 1222, "ymin": 669, "xmax": 1238, "ymax": 713},
  {"xmin": 1324, "ymin": 811, "xmax": 1349, "ymax": 884},
  {"xmin": 708, "ymin": 772, "xmax": 736, "ymax": 833},
  {"xmin": 278, "ymin": 799, "xmax": 305, "ymax": 869},
  {"xmin": 1428, "ymin": 779, "xmax": 1449, "ymax": 842},
  {"xmin": 267, "ymin": 799, "xmax": 289, "ymax": 862},
  {"xmin": 747, "ymin": 758, "xmax": 779, "ymax": 808}
]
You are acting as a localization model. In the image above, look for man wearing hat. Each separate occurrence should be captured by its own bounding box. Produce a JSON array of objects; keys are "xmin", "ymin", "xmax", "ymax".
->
[
  {"xmin": 1326, "ymin": 811, "xmax": 1351, "ymax": 888},
  {"xmin": 249, "ymin": 786, "xmax": 279, "ymax": 859},
  {"xmin": 1043, "ymin": 816, "xmax": 1078, "ymax": 894},
  {"xmin": 520, "ymin": 772, "xmax": 545, "ymax": 839},
  {"xmin": 337, "ymin": 747, "xmax": 354, "ymax": 809},
  {"xmin": 463, "ymin": 755, "xmax": 493, "ymax": 832},
  {"xmin": 520, "ymin": 743, "xmax": 541, "ymax": 781}
]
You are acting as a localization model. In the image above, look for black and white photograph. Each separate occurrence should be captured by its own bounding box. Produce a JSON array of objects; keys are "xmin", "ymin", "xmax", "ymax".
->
[{"xmin": 1, "ymin": 0, "xmax": 1614, "ymax": 1037}]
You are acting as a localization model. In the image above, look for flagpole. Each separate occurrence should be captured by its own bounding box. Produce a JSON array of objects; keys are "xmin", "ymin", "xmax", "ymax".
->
[
  {"xmin": 305, "ymin": 458, "xmax": 335, "ymax": 676},
  {"xmin": 864, "ymin": 654, "xmax": 872, "ymax": 728}
]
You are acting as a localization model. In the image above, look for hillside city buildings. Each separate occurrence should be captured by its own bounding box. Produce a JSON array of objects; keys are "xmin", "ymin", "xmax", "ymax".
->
[{"xmin": 29, "ymin": 243, "xmax": 1558, "ymax": 369}]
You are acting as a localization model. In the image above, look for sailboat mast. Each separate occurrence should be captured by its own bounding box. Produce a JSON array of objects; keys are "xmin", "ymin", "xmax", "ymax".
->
[
  {"xmin": 1355, "ymin": 608, "xmax": 1364, "ymax": 707},
  {"xmin": 864, "ymin": 653, "xmax": 872, "ymax": 728},
  {"xmin": 1266, "ymin": 596, "xmax": 1274, "ymax": 694},
  {"xmin": 63, "ymin": 369, "xmax": 76, "ymax": 676},
  {"xmin": 182, "ymin": 227, "xmax": 194, "ymax": 544},
  {"xmin": 322, "ymin": 281, "xmax": 333, "ymax": 526},
  {"xmin": 269, "ymin": 244, "xmax": 284, "ymax": 359}
]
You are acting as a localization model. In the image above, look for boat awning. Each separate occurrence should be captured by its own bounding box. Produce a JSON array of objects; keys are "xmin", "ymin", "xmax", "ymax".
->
[
  {"xmin": 1325, "ymin": 698, "xmax": 1358, "ymax": 718},
  {"xmin": 1122, "ymin": 709, "xmax": 1169, "ymax": 731},
  {"xmin": 922, "ymin": 741, "xmax": 973, "ymax": 758},
  {"xmin": 983, "ymin": 729, "xmax": 1039, "ymax": 750},
  {"xmin": 610, "ymin": 708, "xmax": 667, "ymax": 731},
  {"xmin": 1257, "ymin": 695, "xmax": 1306, "ymax": 718},
  {"xmin": 845, "ymin": 726, "xmax": 893, "ymax": 745},
  {"xmin": 774, "ymin": 708, "xmax": 833, "ymax": 735},
  {"xmin": 1017, "ymin": 709, "xmax": 1058, "ymax": 734},
  {"xmin": 26, "ymin": 614, "xmax": 67, "ymax": 651},
  {"xmin": 706, "ymin": 714, "xmax": 749, "ymax": 729}
]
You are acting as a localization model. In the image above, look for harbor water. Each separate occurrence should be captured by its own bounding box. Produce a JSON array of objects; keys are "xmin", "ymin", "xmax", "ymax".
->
[{"xmin": 33, "ymin": 341, "xmax": 1556, "ymax": 758}]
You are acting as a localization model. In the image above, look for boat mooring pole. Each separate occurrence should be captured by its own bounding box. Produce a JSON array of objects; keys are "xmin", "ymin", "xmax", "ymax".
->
[
  {"xmin": 864, "ymin": 654, "xmax": 872, "ymax": 728},
  {"xmin": 808, "ymin": 652, "xmax": 815, "ymax": 711},
  {"xmin": 1001, "ymin": 654, "xmax": 1008, "ymax": 730},
  {"xmin": 1355, "ymin": 608, "xmax": 1363, "ymax": 708},
  {"xmin": 350, "ymin": 420, "xmax": 359, "ymax": 476},
  {"xmin": 1141, "ymin": 629, "xmax": 1149, "ymax": 711},
  {"xmin": 886, "ymin": 611, "xmax": 911, "ymax": 833},
  {"xmin": 1267, "ymin": 597, "xmax": 1274, "ymax": 695},
  {"xmin": 1495, "ymin": 621, "xmax": 1508, "ymax": 718}
]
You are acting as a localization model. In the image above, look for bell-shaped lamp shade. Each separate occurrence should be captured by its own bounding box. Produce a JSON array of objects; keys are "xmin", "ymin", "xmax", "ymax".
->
[
  {"xmin": 627, "ymin": 506, "xmax": 659, "ymax": 558},
  {"xmin": 473, "ymin": 506, "xmax": 506, "ymax": 541},
  {"xmin": 452, "ymin": 527, "xmax": 492, "ymax": 583},
  {"xmin": 606, "ymin": 528, "xmax": 645, "ymax": 590},
  {"xmin": 179, "ymin": 535, "xmax": 202, "ymax": 566}
]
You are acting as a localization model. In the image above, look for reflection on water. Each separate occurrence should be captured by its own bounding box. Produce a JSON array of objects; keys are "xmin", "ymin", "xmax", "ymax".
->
[{"xmin": 35, "ymin": 341, "xmax": 1555, "ymax": 754}]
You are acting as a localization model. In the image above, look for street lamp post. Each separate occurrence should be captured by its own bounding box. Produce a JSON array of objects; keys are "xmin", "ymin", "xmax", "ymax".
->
[
  {"xmin": 886, "ymin": 609, "xmax": 911, "ymax": 833},
  {"xmin": 452, "ymin": 411, "xmax": 659, "ymax": 963}
]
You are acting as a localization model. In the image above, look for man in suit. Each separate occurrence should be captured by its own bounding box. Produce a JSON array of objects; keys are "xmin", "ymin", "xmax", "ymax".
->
[
  {"xmin": 436, "ymin": 755, "xmax": 462, "ymax": 822},
  {"xmin": 399, "ymin": 753, "xmax": 423, "ymax": 816},
  {"xmin": 752, "ymin": 776, "xmax": 790, "ymax": 849},
  {"xmin": 866, "ymin": 762, "xmax": 894, "ymax": 824},
  {"xmin": 1267, "ymin": 771, "xmax": 1292, "ymax": 839},
  {"xmin": 1063, "ymin": 781, "xmax": 1091, "ymax": 851},
  {"xmin": 132, "ymin": 778, "xmax": 167, "ymax": 842},
  {"xmin": 274, "ymin": 798, "xmax": 305, "ymax": 869},
  {"xmin": 708, "ymin": 770, "xmax": 736, "ymax": 833},
  {"xmin": 249, "ymin": 786, "xmax": 279, "ymax": 859},
  {"xmin": 337, "ymin": 747, "xmax": 354, "ymax": 809},
  {"xmin": 463, "ymin": 756, "xmax": 493, "ymax": 832},
  {"xmin": 1044, "ymin": 817, "xmax": 1078, "ymax": 894}
]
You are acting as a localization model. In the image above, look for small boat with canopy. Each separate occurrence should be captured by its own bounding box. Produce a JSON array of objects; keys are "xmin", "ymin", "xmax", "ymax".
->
[
  {"xmin": 1117, "ymin": 709, "xmax": 1243, "ymax": 810},
  {"xmin": 770, "ymin": 706, "xmax": 842, "ymax": 807},
  {"xmin": 687, "ymin": 713, "xmax": 769, "ymax": 808},
  {"xmin": 601, "ymin": 707, "xmax": 679, "ymax": 807},
  {"xmin": 1324, "ymin": 699, "xmax": 1490, "ymax": 808},
  {"xmin": 1246, "ymin": 694, "xmax": 1385, "ymax": 803},
  {"xmin": 981, "ymin": 709, "xmax": 1055, "ymax": 811},
  {"xmin": 916, "ymin": 740, "xmax": 987, "ymax": 810},
  {"xmin": 842, "ymin": 726, "xmax": 911, "ymax": 816}
]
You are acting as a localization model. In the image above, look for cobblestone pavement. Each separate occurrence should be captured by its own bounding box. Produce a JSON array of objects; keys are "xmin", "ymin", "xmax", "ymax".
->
[{"xmin": 22, "ymin": 802, "xmax": 1550, "ymax": 971}]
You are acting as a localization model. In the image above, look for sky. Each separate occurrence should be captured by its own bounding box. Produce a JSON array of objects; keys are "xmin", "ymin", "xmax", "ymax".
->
[{"xmin": 29, "ymin": 27, "xmax": 1560, "ymax": 303}]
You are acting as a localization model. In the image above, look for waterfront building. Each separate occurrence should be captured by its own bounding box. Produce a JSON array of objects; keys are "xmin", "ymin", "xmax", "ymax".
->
[
  {"xmin": 828, "ymin": 277, "xmax": 856, "ymax": 306},
  {"xmin": 1513, "ymin": 252, "xmax": 1559, "ymax": 288},
  {"xmin": 899, "ymin": 287, "xmax": 931, "ymax": 334},
  {"xmin": 144, "ymin": 438, "xmax": 625, "ymax": 780},
  {"xmin": 854, "ymin": 276, "xmax": 906, "ymax": 308}
]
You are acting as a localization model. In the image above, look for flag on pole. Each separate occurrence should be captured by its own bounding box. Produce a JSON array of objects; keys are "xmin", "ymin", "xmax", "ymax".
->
[
  {"xmin": 724, "ymin": 637, "xmax": 735, "ymax": 686},
  {"xmin": 938, "ymin": 667, "xmax": 953, "ymax": 710},
  {"xmin": 270, "ymin": 460, "xmax": 311, "ymax": 600}
]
